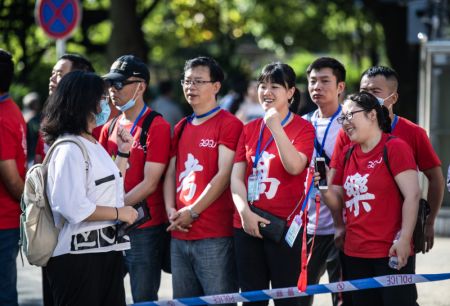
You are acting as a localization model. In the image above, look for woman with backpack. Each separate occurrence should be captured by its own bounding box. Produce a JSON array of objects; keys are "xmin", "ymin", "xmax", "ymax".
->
[
  {"xmin": 41, "ymin": 71, "xmax": 138, "ymax": 306},
  {"xmin": 316, "ymin": 92, "xmax": 420, "ymax": 306}
]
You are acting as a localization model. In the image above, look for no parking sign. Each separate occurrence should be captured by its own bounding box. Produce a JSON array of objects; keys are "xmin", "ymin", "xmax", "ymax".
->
[{"xmin": 35, "ymin": 0, "xmax": 81, "ymax": 40}]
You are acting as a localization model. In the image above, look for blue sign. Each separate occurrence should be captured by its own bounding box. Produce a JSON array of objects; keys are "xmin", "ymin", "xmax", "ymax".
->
[{"xmin": 36, "ymin": 0, "xmax": 81, "ymax": 39}]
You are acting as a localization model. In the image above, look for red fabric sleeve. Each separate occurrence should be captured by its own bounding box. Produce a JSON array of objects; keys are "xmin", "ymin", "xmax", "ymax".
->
[
  {"xmin": 218, "ymin": 117, "xmax": 243, "ymax": 151},
  {"xmin": 386, "ymin": 138, "xmax": 417, "ymax": 176},
  {"xmin": 0, "ymin": 119, "xmax": 18, "ymax": 160},
  {"xmin": 233, "ymin": 129, "xmax": 247, "ymax": 163}
]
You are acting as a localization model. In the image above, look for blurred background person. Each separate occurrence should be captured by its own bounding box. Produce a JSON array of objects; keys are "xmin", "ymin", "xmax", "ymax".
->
[
  {"xmin": 22, "ymin": 92, "xmax": 42, "ymax": 166},
  {"xmin": 235, "ymin": 80, "xmax": 265, "ymax": 123},
  {"xmin": 150, "ymin": 80, "xmax": 184, "ymax": 134}
]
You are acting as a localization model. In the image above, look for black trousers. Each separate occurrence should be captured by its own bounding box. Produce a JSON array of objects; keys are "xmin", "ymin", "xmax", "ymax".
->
[
  {"xmin": 343, "ymin": 254, "xmax": 418, "ymax": 306},
  {"xmin": 44, "ymin": 251, "xmax": 126, "ymax": 306},
  {"xmin": 234, "ymin": 228, "xmax": 306, "ymax": 306}
]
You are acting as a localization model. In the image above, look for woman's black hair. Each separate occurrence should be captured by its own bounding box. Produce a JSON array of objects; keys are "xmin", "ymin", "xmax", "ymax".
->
[
  {"xmin": 347, "ymin": 91, "xmax": 391, "ymax": 133},
  {"xmin": 257, "ymin": 62, "xmax": 301, "ymax": 108},
  {"xmin": 41, "ymin": 71, "xmax": 105, "ymax": 144}
]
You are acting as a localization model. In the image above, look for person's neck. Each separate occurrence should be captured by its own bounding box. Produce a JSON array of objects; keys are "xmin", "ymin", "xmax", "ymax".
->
[
  {"xmin": 81, "ymin": 131, "xmax": 96, "ymax": 143},
  {"xmin": 318, "ymin": 101, "xmax": 340, "ymax": 118},
  {"xmin": 123, "ymin": 99, "xmax": 146, "ymax": 121},
  {"xmin": 360, "ymin": 131, "xmax": 382, "ymax": 153},
  {"xmin": 191, "ymin": 101, "xmax": 219, "ymax": 123}
]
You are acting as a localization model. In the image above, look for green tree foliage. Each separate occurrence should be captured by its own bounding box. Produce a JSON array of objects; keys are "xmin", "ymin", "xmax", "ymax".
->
[{"xmin": 0, "ymin": 0, "xmax": 417, "ymax": 118}]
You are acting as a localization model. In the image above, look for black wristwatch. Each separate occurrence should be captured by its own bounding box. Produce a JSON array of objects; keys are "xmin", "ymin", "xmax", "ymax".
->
[
  {"xmin": 189, "ymin": 207, "xmax": 200, "ymax": 220},
  {"xmin": 117, "ymin": 151, "xmax": 130, "ymax": 158}
]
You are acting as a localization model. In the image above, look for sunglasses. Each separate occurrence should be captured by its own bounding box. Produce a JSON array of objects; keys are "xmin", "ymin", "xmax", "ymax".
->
[{"xmin": 109, "ymin": 80, "xmax": 141, "ymax": 90}]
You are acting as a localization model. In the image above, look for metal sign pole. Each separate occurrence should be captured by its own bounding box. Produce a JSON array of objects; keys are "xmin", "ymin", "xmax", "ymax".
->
[{"xmin": 56, "ymin": 39, "xmax": 66, "ymax": 59}]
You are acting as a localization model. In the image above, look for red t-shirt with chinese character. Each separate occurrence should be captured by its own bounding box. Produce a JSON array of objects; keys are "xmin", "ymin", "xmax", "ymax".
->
[
  {"xmin": 330, "ymin": 116, "xmax": 441, "ymax": 171},
  {"xmin": 99, "ymin": 108, "xmax": 171, "ymax": 228},
  {"xmin": 332, "ymin": 134, "xmax": 416, "ymax": 258},
  {"xmin": 0, "ymin": 98, "xmax": 27, "ymax": 229},
  {"xmin": 233, "ymin": 115, "xmax": 315, "ymax": 228},
  {"xmin": 171, "ymin": 110, "xmax": 243, "ymax": 240}
]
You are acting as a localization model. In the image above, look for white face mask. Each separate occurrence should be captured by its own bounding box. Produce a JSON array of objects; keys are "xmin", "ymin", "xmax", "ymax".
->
[
  {"xmin": 115, "ymin": 84, "xmax": 140, "ymax": 112},
  {"xmin": 375, "ymin": 92, "xmax": 395, "ymax": 106}
]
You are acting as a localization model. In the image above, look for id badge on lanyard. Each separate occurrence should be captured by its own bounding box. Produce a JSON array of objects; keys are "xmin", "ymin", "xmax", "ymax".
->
[{"xmin": 247, "ymin": 169, "xmax": 260, "ymax": 202}]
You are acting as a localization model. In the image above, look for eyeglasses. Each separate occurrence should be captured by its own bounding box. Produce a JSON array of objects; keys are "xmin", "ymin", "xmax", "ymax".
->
[
  {"xmin": 337, "ymin": 110, "xmax": 365, "ymax": 124},
  {"xmin": 180, "ymin": 79, "xmax": 215, "ymax": 87},
  {"xmin": 109, "ymin": 80, "xmax": 141, "ymax": 90}
]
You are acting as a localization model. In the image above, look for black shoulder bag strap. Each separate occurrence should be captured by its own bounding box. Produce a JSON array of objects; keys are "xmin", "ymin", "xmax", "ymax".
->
[
  {"xmin": 107, "ymin": 116, "xmax": 120, "ymax": 138},
  {"xmin": 139, "ymin": 111, "xmax": 162, "ymax": 155}
]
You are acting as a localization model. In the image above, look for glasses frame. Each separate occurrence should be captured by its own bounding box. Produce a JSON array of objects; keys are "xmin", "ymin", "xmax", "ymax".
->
[
  {"xmin": 109, "ymin": 80, "xmax": 141, "ymax": 90},
  {"xmin": 337, "ymin": 109, "xmax": 366, "ymax": 124},
  {"xmin": 180, "ymin": 79, "xmax": 215, "ymax": 87}
]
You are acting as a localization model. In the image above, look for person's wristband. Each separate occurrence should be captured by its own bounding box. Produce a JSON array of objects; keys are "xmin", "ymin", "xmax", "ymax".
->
[
  {"xmin": 117, "ymin": 151, "xmax": 130, "ymax": 158},
  {"xmin": 115, "ymin": 207, "xmax": 119, "ymax": 221}
]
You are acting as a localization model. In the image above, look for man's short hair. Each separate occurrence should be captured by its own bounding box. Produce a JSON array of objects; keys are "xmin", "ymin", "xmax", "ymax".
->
[
  {"xmin": 60, "ymin": 53, "xmax": 95, "ymax": 73},
  {"xmin": 361, "ymin": 66, "xmax": 399, "ymax": 87},
  {"xmin": 306, "ymin": 57, "xmax": 346, "ymax": 83},
  {"xmin": 0, "ymin": 49, "xmax": 14, "ymax": 92},
  {"xmin": 183, "ymin": 56, "xmax": 224, "ymax": 84}
]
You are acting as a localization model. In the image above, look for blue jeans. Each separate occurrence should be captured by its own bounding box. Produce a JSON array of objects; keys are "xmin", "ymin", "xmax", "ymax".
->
[
  {"xmin": 0, "ymin": 228, "xmax": 19, "ymax": 306},
  {"xmin": 171, "ymin": 237, "xmax": 238, "ymax": 304},
  {"xmin": 124, "ymin": 224, "xmax": 168, "ymax": 303}
]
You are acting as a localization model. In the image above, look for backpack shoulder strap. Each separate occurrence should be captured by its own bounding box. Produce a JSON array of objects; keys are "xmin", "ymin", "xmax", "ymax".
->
[
  {"xmin": 139, "ymin": 110, "xmax": 162, "ymax": 155},
  {"xmin": 343, "ymin": 145, "xmax": 355, "ymax": 168},
  {"xmin": 43, "ymin": 136, "xmax": 90, "ymax": 173},
  {"xmin": 177, "ymin": 117, "xmax": 189, "ymax": 140},
  {"xmin": 107, "ymin": 116, "xmax": 120, "ymax": 138},
  {"xmin": 382, "ymin": 135, "xmax": 397, "ymax": 179}
]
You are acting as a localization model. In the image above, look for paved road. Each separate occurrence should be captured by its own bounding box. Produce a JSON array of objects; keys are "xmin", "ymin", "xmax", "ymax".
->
[{"xmin": 18, "ymin": 237, "xmax": 450, "ymax": 305}]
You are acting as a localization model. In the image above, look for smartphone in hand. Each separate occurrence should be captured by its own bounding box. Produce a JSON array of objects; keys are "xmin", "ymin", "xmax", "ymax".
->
[{"xmin": 314, "ymin": 157, "xmax": 328, "ymax": 190}]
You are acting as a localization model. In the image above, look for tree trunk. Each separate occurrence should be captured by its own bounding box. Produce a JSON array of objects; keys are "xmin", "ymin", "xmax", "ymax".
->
[{"xmin": 107, "ymin": 0, "xmax": 148, "ymax": 62}]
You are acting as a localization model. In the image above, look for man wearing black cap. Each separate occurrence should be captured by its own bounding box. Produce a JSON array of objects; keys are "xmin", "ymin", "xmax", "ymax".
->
[{"xmin": 100, "ymin": 55, "xmax": 171, "ymax": 303}]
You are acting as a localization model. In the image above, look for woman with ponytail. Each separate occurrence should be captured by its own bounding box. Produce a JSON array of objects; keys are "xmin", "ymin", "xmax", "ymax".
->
[
  {"xmin": 317, "ymin": 91, "xmax": 421, "ymax": 306},
  {"xmin": 231, "ymin": 62, "xmax": 315, "ymax": 305}
]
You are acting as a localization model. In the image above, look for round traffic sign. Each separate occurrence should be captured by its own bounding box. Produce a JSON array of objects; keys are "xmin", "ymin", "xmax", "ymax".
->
[{"xmin": 35, "ymin": 0, "xmax": 81, "ymax": 40}]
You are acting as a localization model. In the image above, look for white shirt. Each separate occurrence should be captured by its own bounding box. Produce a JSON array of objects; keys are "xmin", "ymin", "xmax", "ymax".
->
[
  {"xmin": 46, "ymin": 135, "xmax": 130, "ymax": 256},
  {"xmin": 303, "ymin": 109, "xmax": 342, "ymax": 235}
]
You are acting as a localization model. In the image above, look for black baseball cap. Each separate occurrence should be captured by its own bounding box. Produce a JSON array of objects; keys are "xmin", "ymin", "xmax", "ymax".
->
[{"xmin": 103, "ymin": 55, "xmax": 150, "ymax": 84}]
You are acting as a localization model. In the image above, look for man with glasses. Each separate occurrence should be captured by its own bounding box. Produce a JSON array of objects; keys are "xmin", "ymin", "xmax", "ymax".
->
[
  {"xmin": 332, "ymin": 66, "xmax": 444, "ymax": 254},
  {"xmin": 301, "ymin": 57, "xmax": 350, "ymax": 306},
  {"xmin": 163, "ymin": 56, "xmax": 242, "ymax": 302},
  {"xmin": 100, "ymin": 55, "xmax": 171, "ymax": 303}
]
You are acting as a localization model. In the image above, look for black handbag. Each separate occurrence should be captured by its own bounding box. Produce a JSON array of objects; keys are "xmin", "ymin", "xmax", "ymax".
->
[
  {"xmin": 413, "ymin": 198, "xmax": 431, "ymax": 254},
  {"xmin": 250, "ymin": 206, "xmax": 287, "ymax": 243}
]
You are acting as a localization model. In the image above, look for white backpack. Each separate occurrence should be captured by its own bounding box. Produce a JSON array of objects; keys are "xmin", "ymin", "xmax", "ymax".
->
[{"xmin": 20, "ymin": 136, "xmax": 90, "ymax": 267}]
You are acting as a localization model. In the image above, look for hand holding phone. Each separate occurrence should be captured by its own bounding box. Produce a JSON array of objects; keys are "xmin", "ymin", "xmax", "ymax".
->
[{"xmin": 314, "ymin": 157, "xmax": 328, "ymax": 190}]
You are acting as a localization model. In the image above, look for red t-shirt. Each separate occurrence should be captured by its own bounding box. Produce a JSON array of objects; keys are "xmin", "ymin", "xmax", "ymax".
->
[
  {"xmin": 92, "ymin": 125, "xmax": 103, "ymax": 141},
  {"xmin": 330, "ymin": 116, "xmax": 441, "ymax": 171},
  {"xmin": 0, "ymin": 98, "xmax": 27, "ymax": 229},
  {"xmin": 35, "ymin": 132, "xmax": 46, "ymax": 160},
  {"xmin": 332, "ymin": 134, "xmax": 416, "ymax": 258},
  {"xmin": 171, "ymin": 110, "xmax": 243, "ymax": 240},
  {"xmin": 99, "ymin": 108, "xmax": 171, "ymax": 227},
  {"xmin": 233, "ymin": 115, "xmax": 315, "ymax": 228}
]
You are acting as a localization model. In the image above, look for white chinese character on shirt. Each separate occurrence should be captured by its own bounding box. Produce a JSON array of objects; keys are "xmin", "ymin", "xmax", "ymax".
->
[
  {"xmin": 177, "ymin": 153, "xmax": 204, "ymax": 201},
  {"xmin": 251, "ymin": 151, "xmax": 280, "ymax": 199},
  {"xmin": 343, "ymin": 173, "xmax": 375, "ymax": 217}
]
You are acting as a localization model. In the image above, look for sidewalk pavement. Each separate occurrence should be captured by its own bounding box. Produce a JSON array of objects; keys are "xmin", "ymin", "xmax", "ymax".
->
[{"xmin": 18, "ymin": 237, "xmax": 450, "ymax": 306}]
